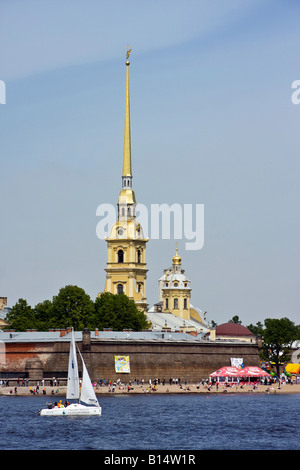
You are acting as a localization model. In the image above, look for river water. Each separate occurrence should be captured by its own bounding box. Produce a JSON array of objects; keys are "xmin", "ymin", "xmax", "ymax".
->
[{"xmin": 0, "ymin": 393, "xmax": 299, "ymax": 451}]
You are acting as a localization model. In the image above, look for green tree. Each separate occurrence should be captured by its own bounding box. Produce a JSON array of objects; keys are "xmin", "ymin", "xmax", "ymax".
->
[
  {"xmin": 260, "ymin": 317, "xmax": 299, "ymax": 376},
  {"xmin": 34, "ymin": 299, "xmax": 53, "ymax": 331},
  {"xmin": 94, "ymin": 292, "xmax": 150, "ymax": 331},
  {"xmin": 50, "ymin": 285, "xmax": 95, "ymax": 330},
  {"xmin": 5, "ymin": 298, "xmax": 36, "ymax": 331},
  {"xmin": 228, "ymin": 315, "xmax": 242, "ymax": 324},
  {"xmin": 247, "ymin": 321, "xmax": 264, "ymax": 336}
]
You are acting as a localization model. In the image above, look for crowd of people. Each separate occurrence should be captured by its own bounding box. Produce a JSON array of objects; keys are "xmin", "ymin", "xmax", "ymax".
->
[{"xmin": 1, "ymin": 374, "xmax": 298, "ymax": 396}]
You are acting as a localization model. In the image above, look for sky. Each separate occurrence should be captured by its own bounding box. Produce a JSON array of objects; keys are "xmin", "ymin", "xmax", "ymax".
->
[{"xmin": 0, "ymin": 0, "xmax": 299, "ymax": 326}]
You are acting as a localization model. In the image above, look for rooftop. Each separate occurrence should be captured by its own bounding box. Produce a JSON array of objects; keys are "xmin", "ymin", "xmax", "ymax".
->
[
  {"xmin": 0, "ymin": 329, "xmax": 207, "ymax": 344},
  {"xmin": 147, "ymin": 308, "xmax": 210, "ymax": 336},
  {"xmin": 216, "ymin": 322, "xmax": 255, "ymax": 337}
]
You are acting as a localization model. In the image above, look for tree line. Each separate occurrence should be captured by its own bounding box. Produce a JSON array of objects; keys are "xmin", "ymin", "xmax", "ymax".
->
[{"xmin": 5, "ymin": 285, "xmax": 150, "ymax": 332}]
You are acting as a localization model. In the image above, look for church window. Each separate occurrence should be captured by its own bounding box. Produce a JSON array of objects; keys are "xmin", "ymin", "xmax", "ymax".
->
[
  {"xmin": 117, "ymin": 284, "xmax": 123, "ymax": 295},
  {"xmin": 174, "ymin": 282, "xmax": 178, "ymax": 287},
  {"xmin": 138, "ymin": 283, "xmax": 143, "ymax": 293},
  {"xmin": 137, "ymin": 249, "xmax": 141, "ymax": 263},
  {"xmin": 184, "ymin": 298, "xmax": 187, "ymax": 309},
  {"xmin": 121, "ymin": 208, "xmax": 125, "ymax": 217},
  {"xmin": 174, "ymin": 298, "xmax": 178, "ymax": 309},
  {"xmin": 118, "ymin": 249, "xmax": 124, "ymax": 263},
  {"xmin": 165, "ymin": 298, "xmax": 169, "ymax": 310},
  {"xmin": 128, "ymin": 207, "xmax": 131, "ymax": 216}
]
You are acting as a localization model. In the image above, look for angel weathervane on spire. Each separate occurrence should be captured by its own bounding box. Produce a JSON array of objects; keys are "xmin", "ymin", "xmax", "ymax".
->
[{"xmin": 126, "ymin": 44, "xmax": 132, "ymax": 61}]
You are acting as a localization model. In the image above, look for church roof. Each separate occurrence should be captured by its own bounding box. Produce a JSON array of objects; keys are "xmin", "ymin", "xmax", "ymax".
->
[
  {"xmin": 216, "ymin": 322, "xmax": 255, "ymax": 337},
  {"xmin": 147, "ymin": 308, "xmax": 210, "ymax": 335},
  {"xmin": 161, "ymin": 273, "xmax": 190, "ymax": 286}
]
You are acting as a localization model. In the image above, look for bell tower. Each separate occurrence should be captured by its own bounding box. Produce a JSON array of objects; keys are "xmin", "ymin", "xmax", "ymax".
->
[{"xmin": 103, "ymin": 48, "xmax": 148, "ymax": 312}]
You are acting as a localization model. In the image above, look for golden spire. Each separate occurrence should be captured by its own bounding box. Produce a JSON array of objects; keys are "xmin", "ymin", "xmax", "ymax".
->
[{"xmin": 122, "ymin": 45, "xmax": 132, "ymax": 177}]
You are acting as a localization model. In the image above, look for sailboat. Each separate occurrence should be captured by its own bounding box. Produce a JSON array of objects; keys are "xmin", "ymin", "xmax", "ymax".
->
[{"xmin": 39, "ymin": 329, "xmax": 101, "ymax": 416}]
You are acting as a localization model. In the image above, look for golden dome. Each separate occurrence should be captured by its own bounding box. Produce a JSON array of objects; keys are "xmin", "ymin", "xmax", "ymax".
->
[{"xmin": 172, "ymin": 247, "xmax": 182, "ymax": 265}]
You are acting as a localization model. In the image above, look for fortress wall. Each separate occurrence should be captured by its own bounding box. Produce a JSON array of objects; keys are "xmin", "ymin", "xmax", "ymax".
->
[{"xmin": 0, "ymin": 337, "xmax": 260, "ymax": 383}]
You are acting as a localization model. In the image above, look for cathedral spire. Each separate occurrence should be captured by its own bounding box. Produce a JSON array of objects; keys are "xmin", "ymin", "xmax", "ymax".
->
[
  {"xmin": 122, "ymin": 45, "xmax": 132, "ymax": 179},
  {"xmin": 103, "ymin": 48, "xmax": 148, "ymax": 313},
  {"xmin": 118, "ymin": 46, "xmax": 136, "ymax": 217}
]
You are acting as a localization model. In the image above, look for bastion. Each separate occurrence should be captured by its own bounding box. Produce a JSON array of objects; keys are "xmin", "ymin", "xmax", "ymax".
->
[{"xmin": 0, "ymin": 328, "xmax": 261, "ymax": 384}]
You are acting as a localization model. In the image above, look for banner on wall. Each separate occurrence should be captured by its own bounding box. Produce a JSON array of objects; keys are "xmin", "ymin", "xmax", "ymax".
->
[
  {"xmin": 114, "ymin": 356, "xmax": 130, "ymax": 373},
  {"xmin": 231, "ymin": 358, "xmax": 243, "ymax": 369}
]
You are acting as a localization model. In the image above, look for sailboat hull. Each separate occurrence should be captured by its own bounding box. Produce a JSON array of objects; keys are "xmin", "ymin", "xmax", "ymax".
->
[{"xmin": 39, "ymin": 403, "xmax": 102, "ymax": 416}]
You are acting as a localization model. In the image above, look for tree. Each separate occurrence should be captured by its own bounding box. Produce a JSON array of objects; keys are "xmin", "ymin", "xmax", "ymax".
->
[
  {"xmin": 50, "ymin": 285, "xmax": 95, "ymax": 331},
  {"xmin": 6, "ymin": 286, "xmax": 151, "ymax": 331},
  {"xmin": 260, "ymin": 317, "xmax": 299, "ymax": 376},
  {"xmin": 34, "ymin": 300, "xmax": 53, "ymax": 331},
  {"xmin": 94, "ymin": 292, "xmax": 150, "ymax": 331},
  {"xmin": 5, "ymin": 299, "xmax": 35, "ymax": 331},
  {"xmin": 247, "ymin": 321, "xmax": 264, "ymax": 336},
  {"xmin": 228, "ymin": 315, "xmax": 242, "ymax": 324}
]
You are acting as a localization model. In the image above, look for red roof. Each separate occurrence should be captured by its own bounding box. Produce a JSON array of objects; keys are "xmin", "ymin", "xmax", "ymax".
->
[{"xmin": 216, "ymin": 322, "xmax": 254, "ymax": 337}]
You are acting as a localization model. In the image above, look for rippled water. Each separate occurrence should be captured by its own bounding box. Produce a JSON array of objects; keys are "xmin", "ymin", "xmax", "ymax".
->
[{"xmin": 0, "ymin": 393, "xmax": 299, "ymax": 450}]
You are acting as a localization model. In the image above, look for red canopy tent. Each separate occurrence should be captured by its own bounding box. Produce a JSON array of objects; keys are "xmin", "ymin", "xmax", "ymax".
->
[
  {"xmin": 209, "ymin": 366, "xmax": 271, "ymax": 384},
  {"xmin": 237, "ymin": 367, "xmax": 271, "ymax": 378},
  {"xmin": 210, "ymin": 366, "xmax": 240, "ymax": 378}
]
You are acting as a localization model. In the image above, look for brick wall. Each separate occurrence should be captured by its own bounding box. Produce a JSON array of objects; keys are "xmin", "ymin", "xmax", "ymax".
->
[{"xmin": 1, "ymin": 338, "xmax": 260, "ymax": 383}]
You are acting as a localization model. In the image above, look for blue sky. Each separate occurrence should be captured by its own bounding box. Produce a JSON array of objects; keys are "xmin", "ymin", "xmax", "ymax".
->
[{"xmin": 0, "ymin": 0, "xmax": 299, "ymax": 326}]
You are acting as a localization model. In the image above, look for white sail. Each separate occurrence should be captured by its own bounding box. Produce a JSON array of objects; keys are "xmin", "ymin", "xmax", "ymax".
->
[
  {"xmin": 66, "ymin": 328, "xmax": 80, "ymax": 400},
  {"xmin": 78, "ymin": 349, "xmax": 99, "ymax": 407},
  {"xmin": 39, "ymin": 328, "xmax": 101, "ymax": 416}
]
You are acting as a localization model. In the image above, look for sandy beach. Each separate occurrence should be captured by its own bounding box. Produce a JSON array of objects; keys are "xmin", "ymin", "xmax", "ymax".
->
[{"xmin": 1, "ymin": 381, "xmax": 300, "ymax": 397}]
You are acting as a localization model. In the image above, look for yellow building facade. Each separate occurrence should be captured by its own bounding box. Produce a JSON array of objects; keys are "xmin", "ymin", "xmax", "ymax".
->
[
  {"xmin": 158, "ymin": 248, "xmax": 192, "ymax": 320},
  {"xmin": 103, "ymin": 49, "xmax": 148, "ymax": 312}
]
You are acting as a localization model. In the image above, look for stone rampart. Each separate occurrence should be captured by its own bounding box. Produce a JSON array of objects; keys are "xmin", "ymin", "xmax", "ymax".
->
[{"xmin": 0, "ymin": 332, "xmax": 260, "ymax": 383}]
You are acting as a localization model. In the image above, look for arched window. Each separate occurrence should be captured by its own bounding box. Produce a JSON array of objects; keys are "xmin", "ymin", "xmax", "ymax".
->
[
  {"xmin": 165, "ymin": 298, "xmax": 169, "ymax": 310},
  {"xmin": 117, "ymin": 284, "xmax": 123, "ymax": 295},
  {"xmin": 137, "ymin": 249, "xmax": 141, "ymax": 264},
  {"xmin": 184, "ymin": 298, "xmax": 187, "ymax": 309},
  {"xmin": 174, "ymin": 298, "xmax": 178, "ymax": 309},
  {"xmin": 118, "ymin": 249, "xmax": 124, "ymax": 263},
  {"xmin": 121, "ymin": 207, "xmax": 125, "ymax": 217}
]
